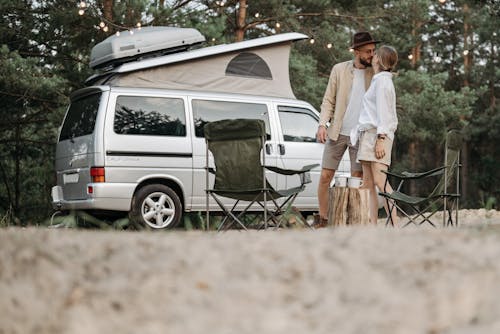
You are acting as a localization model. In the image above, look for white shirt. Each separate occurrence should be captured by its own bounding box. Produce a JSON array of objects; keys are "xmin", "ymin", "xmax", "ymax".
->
[
  {"xmin": 357, "ymin": 71, "xmax": 397, "ymax": 140},
  {"xmin": 340, "ymin": 68, "xmax": 366, "ymax": 136}
]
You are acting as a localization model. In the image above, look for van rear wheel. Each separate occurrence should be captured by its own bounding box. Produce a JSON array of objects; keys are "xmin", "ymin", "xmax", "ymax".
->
[{"xmin": 130, "ymin": 184, "xmax": 182, "ymax": 229}]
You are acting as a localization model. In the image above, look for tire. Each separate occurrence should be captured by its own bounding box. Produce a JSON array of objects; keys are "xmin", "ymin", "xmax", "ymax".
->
[{"xmin": 130, "ymin": 184, "xmax": 182, "ymax": 229}]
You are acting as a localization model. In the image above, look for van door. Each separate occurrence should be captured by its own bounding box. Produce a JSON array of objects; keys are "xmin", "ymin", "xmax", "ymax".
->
[
  {"xmin": 189, "ymin": 97, "xmax": 279, "ymax": 211},
  {"xmin": 274, "ymin": 104, "xmax": 351, "ymax": 209},
  {"xmin": 104, "ymin": 92, "xmax": 192, "ymax": 203},
  {"xmin": 55, "ymin": 89, "xmax": 107, "ymax": 201}
]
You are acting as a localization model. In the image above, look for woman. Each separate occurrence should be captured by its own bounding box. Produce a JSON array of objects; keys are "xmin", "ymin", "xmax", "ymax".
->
[{"xmin": 355, "ymin": 45, "xmax": 399, "ymax": 224}]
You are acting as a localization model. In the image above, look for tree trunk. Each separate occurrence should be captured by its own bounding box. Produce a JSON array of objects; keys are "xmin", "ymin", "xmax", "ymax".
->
[
  {"xmin": 463, "ymin": 3, "xmax": 471, "ymax": 87},
  {"xmin": 14, "ymin": 123, "xmax": 20, "ymax": 213},
  {"xmin": 103, "ymin": 0, "xmax": 113, "ymax": 21},
  {"xmin": 410, "ymin": 19, "xmax": 422, "ymax": 68},
  {"xmin": 408, "ymin": 141, "xmax": 417, "ymax": 195},
  {"xmin": 461, "ymin": 3, "xmax": 471, "ymax": 203},
  {"xmin": 461, "ymin": 142, "xmax": 468, "ymax": 204},
  {"xmin": 0, "ymin": 158, "xmax": 12, "ymax": 209},
  {"xmin": 235, "ymin": 0, "xmax": 247, "ymax": 41},
  {"xmin": 490, "ymin": 42, "xmax": 496, "ymax": 109}
]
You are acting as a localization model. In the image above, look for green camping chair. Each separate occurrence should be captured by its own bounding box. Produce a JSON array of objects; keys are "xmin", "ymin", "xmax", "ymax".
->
[
  {"xmin": 204, "ymin": 119, "xmax": 318, "ymax": 231},
  {"xmin": 380, "ymin": 129, "xmax": 462, "ymax": 227}
]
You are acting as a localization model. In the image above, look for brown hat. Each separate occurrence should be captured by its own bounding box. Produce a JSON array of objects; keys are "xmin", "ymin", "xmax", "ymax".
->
[{"xmin": 350, "ymin": 31, "xmax": 381, "ymax": 49}]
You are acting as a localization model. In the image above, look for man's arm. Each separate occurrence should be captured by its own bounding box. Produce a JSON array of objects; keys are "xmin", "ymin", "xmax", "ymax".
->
[{"xmin": 317, "ymin": 66, "xmax": 338, "ymax": 143}]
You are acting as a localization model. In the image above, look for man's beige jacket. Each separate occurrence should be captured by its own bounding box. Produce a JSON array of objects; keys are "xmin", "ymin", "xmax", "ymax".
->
[{"xmin": 319, "ymin": 60, "xmax": 374, "ymax": 141}]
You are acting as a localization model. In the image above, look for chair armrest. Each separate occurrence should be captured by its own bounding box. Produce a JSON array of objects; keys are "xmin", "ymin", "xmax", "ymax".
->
[
  {"xmin": 383, "ymin": 166, "xmax": 446, "ymax": 180},
  {"xmin": 264, "ymin": 163, "xmax": 319, "ymax": 175}
]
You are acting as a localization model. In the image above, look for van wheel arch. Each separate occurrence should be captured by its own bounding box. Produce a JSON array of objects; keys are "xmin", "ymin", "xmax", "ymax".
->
[{"xmin": 130, "ymin": 180, "xmax": 184, "ymax": 229}]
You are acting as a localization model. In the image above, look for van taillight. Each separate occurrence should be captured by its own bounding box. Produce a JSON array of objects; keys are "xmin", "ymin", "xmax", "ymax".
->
[{"xmin": 90, "ymin": 167, "xmax": 105, "ymax": 183}]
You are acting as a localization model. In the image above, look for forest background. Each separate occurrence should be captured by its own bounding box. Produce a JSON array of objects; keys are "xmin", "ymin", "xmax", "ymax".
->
[{"xmin": 0, "ymin": 0, "xmax": 498, "ymax": 225}]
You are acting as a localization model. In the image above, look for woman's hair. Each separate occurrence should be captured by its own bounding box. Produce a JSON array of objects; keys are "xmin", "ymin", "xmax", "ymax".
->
[{"xmin": 377, "ymin": 45, "xmax": 398, "ymax": 72}]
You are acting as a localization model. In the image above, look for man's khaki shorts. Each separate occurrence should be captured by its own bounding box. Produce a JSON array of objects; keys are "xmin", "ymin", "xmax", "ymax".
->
[{"xmin": 321, "ymin": 134, "xmax": 362, "ymax": 172}]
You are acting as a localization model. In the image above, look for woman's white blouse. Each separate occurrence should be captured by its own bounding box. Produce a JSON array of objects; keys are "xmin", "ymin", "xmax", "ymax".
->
[{"xmin": 357, "ymin": 71, "xmax": 397, "ymax": 140}]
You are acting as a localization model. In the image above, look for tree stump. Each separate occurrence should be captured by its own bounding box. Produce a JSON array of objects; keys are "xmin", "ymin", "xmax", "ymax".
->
[
  {"xmin": 328, "ymin": 186, "xmax": 349, "ymax": 226},
  {"xmin": 328, "ymin": 187, "xmax": 370, "ymax": 226},
  {"xmin": 348, "ymin": 188, "xmax": 370, "ymax": 225}
]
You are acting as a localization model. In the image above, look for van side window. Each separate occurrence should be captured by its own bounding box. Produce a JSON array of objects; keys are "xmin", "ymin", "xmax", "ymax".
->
[
  {"xmin": 192, "ymin": 99, "xmax": 271, "ymax": 139},
  {"xmin": 59, "ymin": 93, "xmax": 101, "ymax": 141},
  {"xmin": 114, "ymin": 96, "xmax": 186, "ymax": 136},
  {"xmin": 278, "ymin": 106, "xmax": 318, "ymax": 143}
]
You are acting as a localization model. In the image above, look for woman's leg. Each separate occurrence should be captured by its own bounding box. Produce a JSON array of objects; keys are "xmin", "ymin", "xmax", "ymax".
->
[
  {"xmin": 360, "ymin": 161, "xmax": 378, "ymax": 224},
  {"xmin": 371, "ymin": 162, "xmax": 398, "ymax": 225}
]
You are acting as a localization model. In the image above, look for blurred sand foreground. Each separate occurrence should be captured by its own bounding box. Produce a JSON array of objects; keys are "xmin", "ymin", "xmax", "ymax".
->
[{"xmin": 1, "ymin": 209, "xmax": 500, "ymax": 334}]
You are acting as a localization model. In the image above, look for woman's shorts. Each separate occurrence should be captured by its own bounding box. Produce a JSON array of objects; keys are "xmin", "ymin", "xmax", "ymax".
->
[{"xmin": 357, "ymin": 128, "xmax": 393, "ymax": 166}]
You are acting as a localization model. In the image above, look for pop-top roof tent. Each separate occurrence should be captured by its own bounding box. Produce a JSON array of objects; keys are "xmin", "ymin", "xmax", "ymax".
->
[{"xmin": 86, "ymin": 27, "xmax": 308, "ymax": 99}]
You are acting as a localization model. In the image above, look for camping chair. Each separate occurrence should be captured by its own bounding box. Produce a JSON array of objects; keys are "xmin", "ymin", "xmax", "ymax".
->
[
  {"xmin": 204, "ymin": 119, "xmax": 318, "ymax": 231},
  {"xmin": 380, "ymin": 129, "xmax": 463, "ymax": 227}
]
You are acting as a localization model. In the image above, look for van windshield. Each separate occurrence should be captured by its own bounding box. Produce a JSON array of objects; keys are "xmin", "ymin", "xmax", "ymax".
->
[{"xmin": 59, "ymin": 92, "xmax": 101, "ymax": 141}]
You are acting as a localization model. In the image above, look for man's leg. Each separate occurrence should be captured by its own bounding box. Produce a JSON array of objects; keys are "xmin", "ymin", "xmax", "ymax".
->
[
  {"xmin": 318, "ymin": 168, "xmax": 335, "ymax": 219},
  {"xmin": 348, "ymin": 142, "xmax": 363, "ymax": 178},
  {"xmin": 318, "ymin": 137, "xmax": 349, "ymax": 220}
]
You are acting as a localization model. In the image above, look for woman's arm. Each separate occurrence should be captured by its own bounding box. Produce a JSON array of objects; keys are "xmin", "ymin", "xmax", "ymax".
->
[{"xmin": 375, "ymin": 76, "xmax": 397, "ymax": 140}]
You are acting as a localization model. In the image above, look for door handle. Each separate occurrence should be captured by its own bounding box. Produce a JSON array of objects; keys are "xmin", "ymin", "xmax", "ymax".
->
[
  {"xmin": 278, "ymin": 144, "xmax": 285, "ymax": 155},
  {"xmin": 265, "ymin": 143, "xmax": 273, "ymax": 155}
]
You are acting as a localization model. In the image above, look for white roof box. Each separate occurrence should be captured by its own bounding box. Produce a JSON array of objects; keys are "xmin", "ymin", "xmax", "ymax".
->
[{"xmin": 90, "ymin": 26, "xmax": 205, "ymax": 69}]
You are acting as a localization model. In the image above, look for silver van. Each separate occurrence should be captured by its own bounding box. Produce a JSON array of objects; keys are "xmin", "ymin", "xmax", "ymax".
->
[
  {"xmin": 51, "ymin": 28, "xmax": 350, "ymax": 228},
  {"xmin": 52, "ymin": 86, "xmax": 350, "ymax": 228}
]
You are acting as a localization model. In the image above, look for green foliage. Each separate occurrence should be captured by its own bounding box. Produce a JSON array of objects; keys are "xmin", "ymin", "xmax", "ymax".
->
[
  {"xmin": 0, "ymin": 45, "xmax": 67, "ymax": 223},
  {"xmin": 289, "ymin": 49, "xmax": 328, "ymax": 109},
  {"xmin": 394, "ymin": 70, "xmax": 475, "ymax": 143}
]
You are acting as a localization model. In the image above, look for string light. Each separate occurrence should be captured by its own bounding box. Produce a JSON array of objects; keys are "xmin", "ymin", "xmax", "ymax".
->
[
  {"xmin": 439, "ymin": 0, "xmax": 446, "ymax": 3},
  {"xmin": 326, "ymin": 43, "xmax": 332, "ymax": 49},
  {"xmin": 309, "ymin": 38, "xmax": 315, "ymax": 44},
  {"xmin": 255, "ymin": 13, "xmax": 260, "ymax": 18},
  {"xmin": 275, "ymin": 22, "xmax": 281, "ymax": 28},
  {"xmin": 463, "ymin": 50, "xmax": 469, "ymax": 56},
  {"xmin": 76, "ymin": 2, "xmax": 143, "ymax": 35},
  {"xmin": 408, "ymin": 54, "xmax": 414, "ymax": 60}
]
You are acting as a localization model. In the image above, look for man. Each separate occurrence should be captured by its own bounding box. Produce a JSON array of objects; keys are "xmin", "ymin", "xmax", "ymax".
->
[{"xmin": 314, "ymin": 31, "xmax": 380, "ymax": 227}]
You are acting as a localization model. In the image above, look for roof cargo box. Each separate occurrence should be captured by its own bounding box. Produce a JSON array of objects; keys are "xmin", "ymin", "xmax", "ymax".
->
[{"xmin": 90, "ymin": 26, "xmax": 205, "ymax": 70}]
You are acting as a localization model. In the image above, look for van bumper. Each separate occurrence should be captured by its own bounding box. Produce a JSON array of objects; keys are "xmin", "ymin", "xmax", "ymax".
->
[{"xmin": 51, "ymin": 183, "xmax": 134, "ymax": 211}]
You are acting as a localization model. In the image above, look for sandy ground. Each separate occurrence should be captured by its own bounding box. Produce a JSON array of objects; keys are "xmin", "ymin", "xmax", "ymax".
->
[{"xmin": 1, "ymin": 209, "xmax": 500, "ymax": 334}]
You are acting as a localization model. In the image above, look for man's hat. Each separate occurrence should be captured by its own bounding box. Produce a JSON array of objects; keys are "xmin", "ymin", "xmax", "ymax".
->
[{"xmin": 350, "ymin": 31, "xmax": 381, "ymax": 49}]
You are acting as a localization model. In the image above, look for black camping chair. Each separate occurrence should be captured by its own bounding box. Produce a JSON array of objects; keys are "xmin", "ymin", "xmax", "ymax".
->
[
  {"xmin": 380, "ymin": 129, "xmax": 462, "ymax": 227},
  {"xmin": 204, "ymin": 119, "xmax": 318, "ymax": 231}
]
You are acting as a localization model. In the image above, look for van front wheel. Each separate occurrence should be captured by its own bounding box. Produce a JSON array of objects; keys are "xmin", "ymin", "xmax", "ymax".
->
[{"xmin": 130, "ymin": 184, "xmax": 182, "ymax": 229}]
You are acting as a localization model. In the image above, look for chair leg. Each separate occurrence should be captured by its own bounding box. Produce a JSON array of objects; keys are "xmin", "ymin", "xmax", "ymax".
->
[
  {"xmin": 209, "ymin": 195, "xmax": 247, "ymax": 231},
  {"xmin": 384, "ymin": 197, "xmax": 397, "ymax": 227},
  {"xmin": 218, "ymin": 200, "xmax": 242, "ymax": 231}
]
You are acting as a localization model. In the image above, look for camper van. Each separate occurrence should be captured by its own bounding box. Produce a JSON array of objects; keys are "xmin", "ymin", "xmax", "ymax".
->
[{"xmin": 51, "ymin": 27, "xmax": 350, "ymax": 228}]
